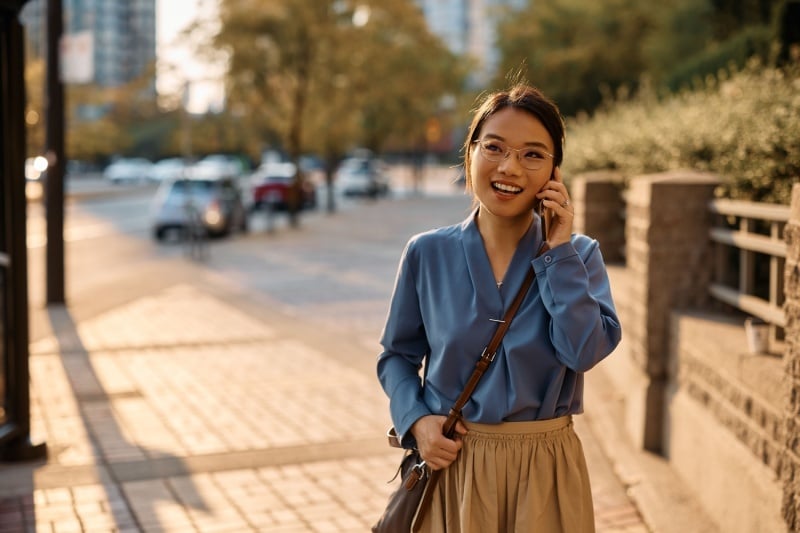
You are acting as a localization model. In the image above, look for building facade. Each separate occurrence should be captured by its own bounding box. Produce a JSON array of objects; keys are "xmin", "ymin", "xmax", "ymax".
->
[
  {"xmin": 414, "ymin": 0, "xmax": 526, "ymax": 87},
  {"xmin": 20, "ymin": 0, "xmax": 155, "ymax": 88}
]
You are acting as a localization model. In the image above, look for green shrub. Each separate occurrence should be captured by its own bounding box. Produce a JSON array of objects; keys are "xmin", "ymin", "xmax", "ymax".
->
[{"xmin": 563, "ymin": 59, "xmax": 799, "ymax": 204}]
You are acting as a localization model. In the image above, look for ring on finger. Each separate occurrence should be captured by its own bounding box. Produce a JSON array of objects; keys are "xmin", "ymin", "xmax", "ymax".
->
[{"xmin": 561, "ymin": 199, "xmax": 570, "ymax": 208}]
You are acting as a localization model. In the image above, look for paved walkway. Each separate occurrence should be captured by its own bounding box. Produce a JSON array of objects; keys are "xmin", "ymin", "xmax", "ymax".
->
[
  {"xmin": 0, "ymin": 286, "xmax": 646, "ymax": 532},
  {"xmin": 0, "ymin": 181, "xmax": 663, "ymax": 532}
]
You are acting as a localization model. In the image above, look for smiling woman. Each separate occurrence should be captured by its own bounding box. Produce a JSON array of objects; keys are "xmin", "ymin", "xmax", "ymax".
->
[{"xmin": 375, "ymin": 83, "xmax": 621, "ymax": 532}]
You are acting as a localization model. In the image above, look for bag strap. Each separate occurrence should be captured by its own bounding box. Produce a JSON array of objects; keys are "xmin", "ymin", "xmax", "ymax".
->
[
  {"xmin": 441, "ymin": 264, "xmax": 536, "ymax": 438},
  {"xmin": 410, "ymin": 261, "xmax": 540, "ymax": 531}
]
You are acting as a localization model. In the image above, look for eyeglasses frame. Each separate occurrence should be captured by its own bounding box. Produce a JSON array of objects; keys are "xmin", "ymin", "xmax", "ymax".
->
[{"xmin": 472, "ymin": 139, "xmax": 554, "ymax": 171}]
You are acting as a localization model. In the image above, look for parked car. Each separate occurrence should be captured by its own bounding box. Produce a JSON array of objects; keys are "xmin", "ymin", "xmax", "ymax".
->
[
  {"xmin": 249, "ymin": 162, "xmax": 317, "ymax": 211},
  {"xmin": 150, "ymin": 176, "xmax": 248, "ymax": 241},
  {"xmin": 103, "ymin": 158, "xmax": 153, "ymax": 184},
  {"xmin": 334, "ymin": 157, "xmax": 390, "ymax": 198},
  {"xmin": 149, "ymin": 157, "xmax": 188, "ymax": 182},
  {"xmin": 189, "ymin": 154, "xmax": 244, "ymax": 180}
]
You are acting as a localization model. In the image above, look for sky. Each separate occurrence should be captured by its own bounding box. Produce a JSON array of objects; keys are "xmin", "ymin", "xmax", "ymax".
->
[{"xmin": 156, "ymin": 0, "xmax": 225, "ymax": 113}]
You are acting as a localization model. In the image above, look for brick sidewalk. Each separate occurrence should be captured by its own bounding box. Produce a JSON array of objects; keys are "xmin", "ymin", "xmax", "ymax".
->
[{"xmin": 0, "ymin": 274, "xmax": 647, "ymax": 532}]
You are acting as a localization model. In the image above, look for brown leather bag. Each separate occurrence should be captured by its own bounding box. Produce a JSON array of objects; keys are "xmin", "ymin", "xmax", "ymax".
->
[{"xmin": 372, "ymin": 267, "xmax": 536, "ymax": 532}]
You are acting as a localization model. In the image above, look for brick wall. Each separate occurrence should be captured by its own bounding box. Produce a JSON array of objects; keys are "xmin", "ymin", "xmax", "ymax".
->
[
  {"xmin": 577, "ymin": 172, "xmax": 797, "ymax": 530},
  {"xmin": 666, "ymin": 310, "xmax": 785, "ymax": 531},
  {"xmin": 570, "ymin": 171, "xmax": 625, "ymax": 264},
  {"xmin": 624, "ymin": 171, "xmax": 720, "ymax": 451},
  {"xmin": 782, "ymin": 183, "xmax": 800, "ymax": 530}
]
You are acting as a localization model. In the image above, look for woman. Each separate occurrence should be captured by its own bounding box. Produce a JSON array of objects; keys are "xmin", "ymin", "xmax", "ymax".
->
[{"xmin": 376, "ymin": 84, "xmax": 622, "ymax": 532}]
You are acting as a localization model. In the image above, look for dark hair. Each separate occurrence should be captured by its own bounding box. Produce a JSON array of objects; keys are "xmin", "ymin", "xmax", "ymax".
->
[{"xmin": 462, "ymin": 84, "xmax": 565, "ymax": 190}]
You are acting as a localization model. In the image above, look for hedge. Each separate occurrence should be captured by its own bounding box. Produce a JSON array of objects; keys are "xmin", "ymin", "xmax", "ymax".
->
[{"xmin": 563, "ymin": 59, "xmax": 799, "ymax": 205}]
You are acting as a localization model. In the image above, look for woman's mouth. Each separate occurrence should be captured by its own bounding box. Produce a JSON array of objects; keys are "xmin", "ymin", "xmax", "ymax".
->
[{"xmin": 492, "ymin": 181, "xmax": 523, "ymax": 194}]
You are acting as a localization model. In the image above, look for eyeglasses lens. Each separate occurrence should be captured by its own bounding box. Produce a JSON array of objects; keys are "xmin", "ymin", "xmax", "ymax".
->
[{"xmin": 477, "ymin": 140, "xmax": 547, "ymax": 171}]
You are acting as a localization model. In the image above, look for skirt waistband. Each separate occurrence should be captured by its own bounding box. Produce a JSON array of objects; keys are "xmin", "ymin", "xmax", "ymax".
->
[{"xmin": 465, "ymin": 415, "xmax": 572, "ymax": 436}]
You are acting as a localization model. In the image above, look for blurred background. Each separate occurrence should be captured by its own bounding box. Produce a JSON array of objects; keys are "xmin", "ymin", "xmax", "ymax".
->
[
  {"xmin": 18, "ymin": 0, "xmax": 800, "ymax": 215},
  {"xmin": 2, "ymin": 1, "xmax": 799, "ymax": 531}
]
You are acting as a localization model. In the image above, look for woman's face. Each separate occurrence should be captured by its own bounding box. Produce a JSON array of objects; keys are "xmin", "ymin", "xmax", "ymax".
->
[{"xmin": 469, "ymin": 107, "xmax": 555, "ymax": 221}]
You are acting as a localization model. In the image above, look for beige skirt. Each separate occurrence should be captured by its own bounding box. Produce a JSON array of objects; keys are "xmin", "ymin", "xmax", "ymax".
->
[{"xmin": 417, "ymin": 416, "xmax": 595, "ymax": 533}]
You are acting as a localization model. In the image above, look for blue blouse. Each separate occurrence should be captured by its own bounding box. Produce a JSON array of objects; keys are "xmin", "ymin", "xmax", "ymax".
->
[{"xmin": 377, "ymin": 210, "xmax": 622, "ymax": 447}]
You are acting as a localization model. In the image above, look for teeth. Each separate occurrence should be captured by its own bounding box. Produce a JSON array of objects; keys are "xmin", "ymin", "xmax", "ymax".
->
[{"xmin": 493, "ymin": 182, "xmax": 522, "ymax": 193}]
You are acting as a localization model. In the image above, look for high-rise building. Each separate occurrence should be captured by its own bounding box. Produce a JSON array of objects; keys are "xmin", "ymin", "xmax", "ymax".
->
[
  {"xmin": 415, "ymin": 0, "xmax": 470, "ymax": 56},
  {"xmin": 415, "ymin": 0, "xmax": 526, "ymax": 87},
  {"xmin": 20, "ymin": 0, "xmax": 156, "ymax": 88}
]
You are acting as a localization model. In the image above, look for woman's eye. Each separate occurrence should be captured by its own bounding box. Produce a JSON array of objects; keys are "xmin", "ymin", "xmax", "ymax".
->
[
  {"xmin": 524, "ymin": 151, "xmax": 545, "ymax": 160},
  {"xmin": 485, "ymin": 142, "xmax": 504, "ymax": 153}
]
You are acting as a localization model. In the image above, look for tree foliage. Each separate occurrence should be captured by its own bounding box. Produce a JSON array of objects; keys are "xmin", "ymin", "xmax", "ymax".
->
[
  {"xmin": 214, "ymin": 0, "xmax": 464, "ymax": 161},
  {"xmin": 25, "ymin": 56, "xmax": 164, "ymax": 162},
  {"xmin": 494, "ymin": 0, "xmax": 652, "ymax": 116},
  {"xmin": 493, "ymin": 0, "xmax": 785, "ymax": 117},
  {"xmin": 563, "ymin": 59, "xmax": 799, "ymax": 204},
  {"xmin": 65, "ymin": 84, "xmax": 135, "ymax": 161},
  {"xmin": 640, "ymin": 0, "xmax": 716, "ymax": 85},
  {"xmin": 24, "ymin": 58, "xmax": 46, "ymax": 158},
  {"xmin": 709, "ymin": 0, "xmax": 779, "ymax": 39},
  {"xmin": 213, "ymin": 0, "xmax": 464, "ymax": 216}
]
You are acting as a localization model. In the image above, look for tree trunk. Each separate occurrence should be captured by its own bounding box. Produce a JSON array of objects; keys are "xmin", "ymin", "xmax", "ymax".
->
[{"xmin": 287, "ymin": 29, "xmax": 312, "ymax": 228}]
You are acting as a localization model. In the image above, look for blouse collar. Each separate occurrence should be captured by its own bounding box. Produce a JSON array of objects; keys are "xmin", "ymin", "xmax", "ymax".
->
[{"xmin": 460, "ymin": 208, "xmax": 543, "ymax": 308}]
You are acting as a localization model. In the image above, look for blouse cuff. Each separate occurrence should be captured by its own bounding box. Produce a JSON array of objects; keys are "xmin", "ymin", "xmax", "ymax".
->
[
  {"xmin": 532, "ymin": 241, "xmax": 578, "ymax": 273},
  {"xmin": 396, "ymin": 406, "xmax": 431, "ymax": 449}
]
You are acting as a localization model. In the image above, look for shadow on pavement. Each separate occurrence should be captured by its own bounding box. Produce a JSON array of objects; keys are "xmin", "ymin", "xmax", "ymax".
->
[{"xmin": 2, "ymin": 305, "xmax": 209, "ymax": 531}]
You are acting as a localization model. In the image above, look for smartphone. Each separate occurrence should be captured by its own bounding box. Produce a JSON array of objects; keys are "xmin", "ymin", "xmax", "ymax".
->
[
  {"xmin": 538, "ymin": 171, "xmax": 556, "ymax": 243},
  {"xmin": 538, "ymin": 202, "xmax": 548, "ymax": 244}
]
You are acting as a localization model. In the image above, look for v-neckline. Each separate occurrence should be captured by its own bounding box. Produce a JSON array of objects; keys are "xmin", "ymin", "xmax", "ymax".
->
[{"xmin": 461, "ymin": 210, "xmax": 543, "ymax": 307}]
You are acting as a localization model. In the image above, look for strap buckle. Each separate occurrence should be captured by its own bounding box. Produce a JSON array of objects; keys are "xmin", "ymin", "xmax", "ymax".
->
[
  {"xmin": 480, "ymin": 346, "xmax": 496, "ymax": 362},
  {"xmin": 405, "ymin": 461, "xmax": 428, "ymax": 490}
]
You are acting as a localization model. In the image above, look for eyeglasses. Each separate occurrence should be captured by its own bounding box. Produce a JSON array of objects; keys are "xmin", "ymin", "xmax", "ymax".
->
[{"xmin": 473, "ymin": 139, "xmax": 553, "ymax": 171}]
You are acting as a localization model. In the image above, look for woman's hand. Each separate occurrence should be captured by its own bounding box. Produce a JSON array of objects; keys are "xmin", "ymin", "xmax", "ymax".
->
[
  {"xmin": 410, "ymin": 415, "xmax": 468, "ymax": 471},
  {"xmin": 536, "ymin": 167, "xmax": 574, "ymax": 248}
]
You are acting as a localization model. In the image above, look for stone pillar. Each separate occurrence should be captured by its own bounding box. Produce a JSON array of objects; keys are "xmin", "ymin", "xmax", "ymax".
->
[
  {"xmin": 571, "ymin": 171, "xmax": 626, "ymax": 263},
  {"xmin": 782, "ymin": 183, "xmax": 800, "ymax": 530},
  {"xmin": 624, "ymin": 171, "xmax": 720, "ymax": 452}
]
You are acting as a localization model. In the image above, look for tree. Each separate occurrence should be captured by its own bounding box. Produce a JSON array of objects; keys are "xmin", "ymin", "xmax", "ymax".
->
[
  {"xmin": 346, "ymin": 2, "xmax": 464, "ymax": 154},
  {"xmin": 640, "ymin": 0, "xmax": 716, "ymax": 85},
  {"xmin": 495, "ymin": 0, "xmax": 652, "ymax": 117},
  {"xmin": 213, "ymin": 0, "xmax": 464, "ymax": 217},
  {"xmin": 24, "ymin": 58, "xmax": 46, "ymax": 158},
  {"xmin": 215, "ymin": 1, "xmax": 334, "ymax": 224},
  {"xmin": 709, "ymin": 0, "xmax": 779, "ymax": 39},
  {"xmin": 66, "ymin": 84, "xmax": 133, "ymax": 162},
  {"xmin": 26, "ymin": 57, "xmax": 136, "ymax": 162}
]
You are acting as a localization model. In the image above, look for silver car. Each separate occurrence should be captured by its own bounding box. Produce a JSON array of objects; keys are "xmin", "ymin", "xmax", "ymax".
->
[
  {"xmin": 335, "ymin": 157, "xmax": 390, "ymax": 198},
  {"xmin": 104, "ymin": 157, "xmax": 153, "ymax": 184},
  {"xmin": 150, "ymin": 176, "xmax": 248, "ymax": 241}
]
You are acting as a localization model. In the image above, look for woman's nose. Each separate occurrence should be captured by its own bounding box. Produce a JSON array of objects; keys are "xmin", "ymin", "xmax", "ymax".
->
[{"xmin": 497, "ymin": 150, "xmax": 523, "ymax": 174}]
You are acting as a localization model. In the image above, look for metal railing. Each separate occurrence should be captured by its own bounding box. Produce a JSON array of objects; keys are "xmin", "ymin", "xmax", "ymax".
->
[{"xmin": 708, "ymin": 199, "xmax": 789, "ymax": 342}]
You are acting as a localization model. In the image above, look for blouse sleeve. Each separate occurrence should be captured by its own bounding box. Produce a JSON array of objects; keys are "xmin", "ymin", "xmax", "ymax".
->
[
  {"xmin": 532, "ymin": 236, "xmax": 622, "ymax": 372},
  {"xmin": 377, "ymin": 239, "xmax": 432, "ymax": 446}
]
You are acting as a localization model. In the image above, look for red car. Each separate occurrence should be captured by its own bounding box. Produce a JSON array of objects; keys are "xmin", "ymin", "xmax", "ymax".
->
[{"xmin": 249, "ymin": 163, "xmax": 317, "ymax": 212}]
